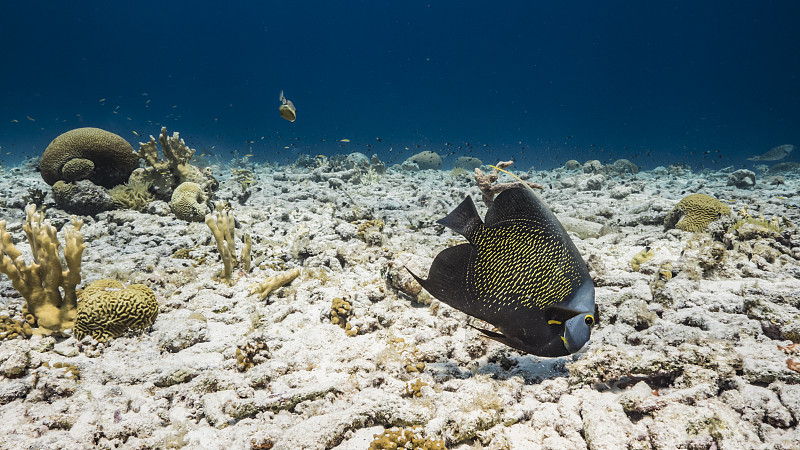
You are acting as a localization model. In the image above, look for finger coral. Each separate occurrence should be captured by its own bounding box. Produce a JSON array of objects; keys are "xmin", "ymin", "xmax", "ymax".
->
[{"xmin": 0, "ymin": 205, "xmax": 84, "ymax": 335}]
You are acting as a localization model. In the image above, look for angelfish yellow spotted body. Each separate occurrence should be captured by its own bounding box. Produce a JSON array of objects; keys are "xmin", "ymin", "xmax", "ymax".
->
[{"xmin": 409, "ymin": 188, "xmax": 597, "ymax": 357}]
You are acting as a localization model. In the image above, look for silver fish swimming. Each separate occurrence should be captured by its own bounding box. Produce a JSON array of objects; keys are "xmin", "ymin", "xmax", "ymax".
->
[
  {"xmin": 747, "ymin": 144, "xmax": 794, "ymax": 161},
  {"xmin": 409, "ymin": 188, "xmax": 597, "ymax": 357}
]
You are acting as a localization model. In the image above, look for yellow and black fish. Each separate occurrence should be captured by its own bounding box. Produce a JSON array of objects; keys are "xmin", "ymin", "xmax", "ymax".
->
[
  {"xmin": 278, "ymin": 90, "xmax": 296, "ymax": 123},
  {"xmin": 410, "ymin": 188, "xmax": 597, "ymax": 357}
]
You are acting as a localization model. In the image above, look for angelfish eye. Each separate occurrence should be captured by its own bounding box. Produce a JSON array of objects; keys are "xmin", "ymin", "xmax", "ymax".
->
[{"xmin": 584, "ymin": 315, "xmax": 594, "ymax": 327}]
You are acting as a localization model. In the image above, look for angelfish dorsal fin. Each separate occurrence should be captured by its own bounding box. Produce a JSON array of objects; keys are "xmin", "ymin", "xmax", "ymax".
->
[{"xmin": 437, "ymin": 196, "xmax": 482, "ymax": 240}]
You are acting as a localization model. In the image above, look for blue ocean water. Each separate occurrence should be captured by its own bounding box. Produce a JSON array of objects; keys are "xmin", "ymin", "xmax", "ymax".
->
[{"xmin": 1, "ymin": 1, "xmax": 798, "ymax": 170}]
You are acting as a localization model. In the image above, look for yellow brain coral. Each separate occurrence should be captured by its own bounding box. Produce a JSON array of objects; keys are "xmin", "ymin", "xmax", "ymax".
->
[
  {"xmin": 40, "ymin": 127, "xmax": 140, "ymax": 188},
  {"xmin": 170, "ymin": 182, "xmax": 209, "ymax": 222},
  {"xmin": 664, "ymin": 193, "xmax": 731, "ymax": 232},
  {"xmin": 74, "ymin": 279, "xmax": 158, "ymax": 342}
]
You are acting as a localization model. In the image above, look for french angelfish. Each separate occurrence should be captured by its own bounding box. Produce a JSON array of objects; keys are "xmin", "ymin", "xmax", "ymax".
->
[
  {"xmin": 279, "ymin": 90, "xmax": 296, "ymax": 123},
  {"xmin": 409, "ymin": 188, "xmax": 597, "ymax": 357}
]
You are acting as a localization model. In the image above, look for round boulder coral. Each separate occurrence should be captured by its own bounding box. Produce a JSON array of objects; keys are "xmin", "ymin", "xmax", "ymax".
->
[
  {"xmin": 74, "ymin": 279, "xmax": 158, "ymax": 342},
  {"xmin": 404, "ymin": 151, "xmax": 442, "ymax": 170},
  {"xmin": 170, "ymin": 182, "xmax": 209, "ymax": 222},
  {"xmin": 664, "ymin": 193, "xmax": 731, "ymax": 232},
  {"xmin": 40, "ymin": 127, "xmax": 140, "ymax": 188}
]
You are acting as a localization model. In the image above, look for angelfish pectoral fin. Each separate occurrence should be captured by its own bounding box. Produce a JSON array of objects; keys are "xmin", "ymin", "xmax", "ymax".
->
[{"xmin": 468, "ymin": 324, "xmax": 517, "ymax": 347}]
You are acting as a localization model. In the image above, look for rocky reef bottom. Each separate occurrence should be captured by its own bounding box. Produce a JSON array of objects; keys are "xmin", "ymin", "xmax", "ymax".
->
[{"xmin": 0, "ymin": 160, "xmax": 799, "ymax": 449}]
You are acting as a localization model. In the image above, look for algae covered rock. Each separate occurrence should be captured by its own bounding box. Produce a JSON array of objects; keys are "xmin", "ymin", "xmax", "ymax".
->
[
  {"xmin": 40, "ymin": 127, "xmax": 139, "ymax": 188},
  {"xmin": 74, "ymin": 279, "xmax": 158, "ymax": 342},
  {"xmin": 52, "ymin": 180, "xmax": 115, "ymax": 215}
]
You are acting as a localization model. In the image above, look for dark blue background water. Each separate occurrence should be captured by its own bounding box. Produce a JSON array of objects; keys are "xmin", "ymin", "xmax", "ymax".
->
[{"xmin": 2, "ymin": 1, "xmax": 799, "ymax": 170}]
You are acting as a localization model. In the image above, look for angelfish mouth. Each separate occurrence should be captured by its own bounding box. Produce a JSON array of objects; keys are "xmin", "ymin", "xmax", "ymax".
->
[{"xmin": 573, "ymin": 340, "xmax": 591, "ymax": 354}]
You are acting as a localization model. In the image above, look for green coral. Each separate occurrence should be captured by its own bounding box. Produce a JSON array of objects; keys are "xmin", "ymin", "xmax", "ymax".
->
[
  {"xmin": 74, "ymin": 279, "xmax": 158, "ymax": 342},
  {"xmin": 664, "ymin": 194, "xmax": 731, "ymax": 232},
  {"xmin": 109, "ymin": 180, "xmax": 154, "ymax": 211}
]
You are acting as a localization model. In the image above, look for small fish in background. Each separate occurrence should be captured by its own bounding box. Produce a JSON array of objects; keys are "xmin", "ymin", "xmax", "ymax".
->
[
  {"xmin": 279, "ymin": 90, "xmax": 296, "ymax": 123},
  {"xmin": 409, "ymin": 187, "xmax": 597, "ymax": 357},
  {"xmin": 747, "ymin": 144, "xmax": 794, "ymax": 161}
]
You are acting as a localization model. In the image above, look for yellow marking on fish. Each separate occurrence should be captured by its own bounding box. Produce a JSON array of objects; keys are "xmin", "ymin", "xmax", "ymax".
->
[
  {"xmin": 145, "ymin": 99, "xmax": 151, "ymax": 103},
  {"xmin": 11, "ymin": 119, "xmax": 18, "ymax": 123},
  {"xmin": 99, "ymin": 98, "xmax": 106, "ymax": 102},
  {"xmin": 284, "ymin": 146, "xmax": 290, "ymax": 149},
  {"xmin": 561, "ymin": 336, "xmax": 567, "ymax": 345},
  {"xmin": 340, "ymin": 139, "xmax": 350, "ymax": 142},
  {"xmin": 200, "ymin": 153, "xmax": 205, "ymax": 157},
  {"xmin": 776, "ymin": 196, "xmax": 786, "ymax": 200},
  {"xmin": 26, "ymin": 116, "xmax": 35, "ymax": 121},
  {"xmin": 548, "ymin": 320, "xmax": 562, "ymax": 325},
  {"xmin": 132, "ymin": 130, "xmax": 139, "ymax": 136},
  {"xmin": 245, "ymin": 154, "xmax": 253, "ymax": 157}
]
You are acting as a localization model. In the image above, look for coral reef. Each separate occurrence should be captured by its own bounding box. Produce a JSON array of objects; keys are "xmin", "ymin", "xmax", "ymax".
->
[
  {"xmin": 74, "ymin": 279, "xmax": 158, "ymax": 342},
  {"xmin": 473, "ymin": 160, "xmax": 543, "ymax": 206},
  {"xmin": 0, "ymin": 205, "xmax": 84, "ymax": 334},
  {"xmin": 171, "ymin": 182, "xmax": 209, "ymax": 222},
  {"xmin": 39, "ymin": 127, "xmax": 139, "ymax": 188},
  {"xmin": 249, "ymin": 268, "xmax": 300, "ymax": 300},
  {"xmin": 205, "ymin": 203, "xmax": 251, "ymax": 279},
  {"xmin": 109, "ymin": 179, "xmax": 154, "ymax": 211},
  {"xmin": 52, "ymin": 180, "xmax": 115, "ymax": 215},
  {"xmin": 403, "ymin": 151, "xmax": 442, "ymax": 170},
  {"xmin": 663, "ymin": 193, "xmax": 731, "ymax": 232},
  {"xmin": 630, "ymin": 246, "xmax": 655, "ymax": 272},
  {"xmin": 131, "ymin": 126, "xmax": 218, "ymax": 200}
]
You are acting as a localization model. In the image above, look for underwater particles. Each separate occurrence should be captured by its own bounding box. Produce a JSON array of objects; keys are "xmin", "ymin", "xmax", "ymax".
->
[
  {"xmin": 278, "ymin": 90, "xmax": 296, "ymax": 123},
  {"xmin": 410, "ymin": 187, "xmax": 597, "ymax": 357},
  {"xmin": 747, "ymin": 144, "xmax": 794, "ymax": 161}
]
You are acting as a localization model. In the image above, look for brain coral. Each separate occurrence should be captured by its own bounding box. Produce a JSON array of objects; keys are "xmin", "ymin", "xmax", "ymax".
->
[
  {"xmin": 170, "ymin": 182, "xmax": 209, "ymax": 222},
  {"xmin": 74, "ymin": 279, "xmax": 158, "ymax": 342},
  {"xmin": 664, "ymin": 193, "xmax": 731, "ymax": 232},
  {"xmin": 405, "ymin": 151, "xmax": 442, "ymax": 170},
  {"xmin": 40, "ymin": 127, "xmax": 140, "ymax": 188}
]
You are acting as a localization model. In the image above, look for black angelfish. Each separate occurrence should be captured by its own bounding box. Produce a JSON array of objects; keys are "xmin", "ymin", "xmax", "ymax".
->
[{"xmin": 409, "ymin": 188, "xmax": 597, "ymax": 357}]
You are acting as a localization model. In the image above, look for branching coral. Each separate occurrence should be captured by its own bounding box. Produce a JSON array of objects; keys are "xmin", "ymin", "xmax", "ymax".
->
[
  {"xmin": 131, "ymin": 126, "xmax": 217, "ymax": 200},
  {"xmin": 0, "ymin": 205, "xmax": 84, "ymax": 335},
  {"xmin": 249, "ymin": 268, "xmax": 300, "ymax": 300},
  {"xmin": 474, "ymin": 160, "xmax": 543, "ymax": 206},
  {"xmin": 205, "ymin": 203, "xmax": 251, "ymax": 280}
]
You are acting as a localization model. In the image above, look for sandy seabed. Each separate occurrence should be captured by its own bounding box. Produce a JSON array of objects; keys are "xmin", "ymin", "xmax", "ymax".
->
[{"xmin": 0, "ymin": 158, "xmax": 799, "ymax": 449}]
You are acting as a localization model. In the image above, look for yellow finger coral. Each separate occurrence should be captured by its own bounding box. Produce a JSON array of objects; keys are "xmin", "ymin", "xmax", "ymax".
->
[
  {"xmin": 664, "ymin": 193, "xmax": 731, "ymax": 232},
  {"xmin": 74, "ymin": 279, "xmax": 158, "ymax": 342},
  {"xmin": 0, "ymin": 205, "xmax": 84, "ymax": 335},
  {"xmin": 249, "ymin": 268, "xmax": 300, "ymax": 300}
]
